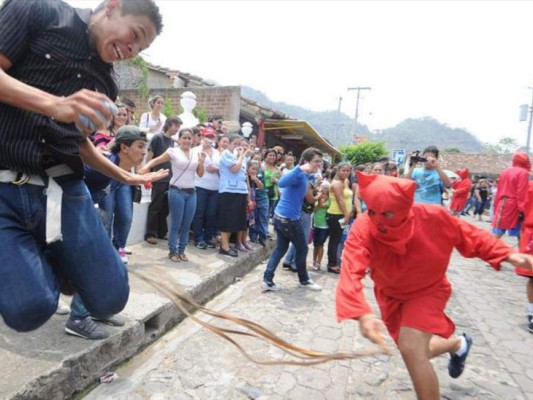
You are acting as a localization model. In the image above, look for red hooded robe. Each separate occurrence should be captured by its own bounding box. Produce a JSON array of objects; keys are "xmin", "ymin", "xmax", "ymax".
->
[
  {"xmin": 517, "ymin": 181, "xmax": 533, "ymax": 277},
  {"xmin": 492, "ymin": 151, "xmax": 531, "ymax": 230},
  {"xmin": 336, "ymin": 173, "xmax": 514, "ymax": 343},
  {"xmin": 449, "ymin": 169, "xmax": 472, "ymax": 212}
]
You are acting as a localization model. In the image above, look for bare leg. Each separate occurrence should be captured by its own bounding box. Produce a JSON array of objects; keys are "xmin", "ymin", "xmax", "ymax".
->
[
  {"xmin": 428, "ymin": 335, "xmax": 461, "ymax": 358},
  {"xmin": 220, "ymin": 232, "xmax": 231, "ymax": 251},
  {"xmin": 527, "ymin": 278, "xmax": 533, "ymax": 303},
  {"xmin": 316, "ymin": 245, "xmax": 324, "ymax": 265},
  {"xmin": 397, "ymin": 327, "xmax": 440, "ymax": 400}
]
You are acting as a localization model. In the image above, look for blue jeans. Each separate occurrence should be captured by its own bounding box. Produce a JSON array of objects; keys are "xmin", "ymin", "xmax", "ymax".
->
[
  {"xmin": 249, "ymin": 196, "xmax": 269, "ymax": 241},
  {"xmin": 0, "ymin": 180, "xmax": 129, "ymax": 331},
  {"xmin": 192, "ymin": 187, "xmax": 218, "ymax": 244},
  {"xmin": 263, "ymin": 216, "xmax": 310, "ymax": 285},
  {"xmin": 168, "ymin": 187, "xmax": 197, "ymax": 254},
  {"xmin": 102, "ymin": 181, "xmax": 133, "ymax": 249},
  {"xmin": 284, "ymin": 211, "xmax": 312, "ymax": 267}
]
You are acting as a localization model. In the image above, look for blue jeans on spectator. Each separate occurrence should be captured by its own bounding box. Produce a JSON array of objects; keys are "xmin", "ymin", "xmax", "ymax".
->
[
  {"xmin": 263, "ymin": 215, "xmax": 310, "ymax": 285},
  {"xmin": 102, "ymin": 181, "xmax": 133, "ymax": 249},
  {"xmin": 249, "ymin": 196, "xmax": 269, "ymax": 241},
  {"xmin": 168, "ymin": 187, "xmax": 197, "ymax": 254},
  {"xmin": 461, "ymin": 197, "xmax": 475, "ymax": 215},
  {"xmin": 0, "ymin": 180, "xmax": 129, "ymax": 331},
  {"xmin": 284, "ymin": 211, "xmax": 312, "ymax": 268},
  {"xmin": 192, "ymin": 187, "xmax": 218, "ymax": 244}
]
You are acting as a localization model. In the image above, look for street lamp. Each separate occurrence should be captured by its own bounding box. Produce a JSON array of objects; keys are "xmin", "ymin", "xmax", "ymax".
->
[{"xmin": 241, "ymin": 121, "xmax": 253, "ymax": 138}]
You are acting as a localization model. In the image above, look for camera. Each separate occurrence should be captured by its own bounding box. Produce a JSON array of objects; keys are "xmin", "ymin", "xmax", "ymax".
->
[{"xmin": 409, "ymin": 151, "xmax": 427, "ymax": 166}]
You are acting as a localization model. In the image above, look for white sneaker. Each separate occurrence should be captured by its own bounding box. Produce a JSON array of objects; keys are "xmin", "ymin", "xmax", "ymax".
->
[
  {"xmin": 118, "ymin": 248, "xmax": 128, "ymax": 264},
  {"xmin": 55, "ymin": 299, "xmax": 71, "ymax": 315},
  {"xmin": 261, "ymin": 281, "xmax": 281, "ymax": 291},
  {"xmin": 299, "ymin": 280, "xmax": 322, "ymax": 291}
]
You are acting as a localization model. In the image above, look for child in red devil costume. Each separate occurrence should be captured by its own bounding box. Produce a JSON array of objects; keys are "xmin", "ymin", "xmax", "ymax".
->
[
  {"xmin": 516, "ymin": 180, "xmax": 533, "ymax": 333},
  {"xmin": 449, "ymin": 169, "xmax": 472, "ymax": 217},
  {"xmin": 336, "ymin": 172, "xmax": 533, "ymax": 400}
]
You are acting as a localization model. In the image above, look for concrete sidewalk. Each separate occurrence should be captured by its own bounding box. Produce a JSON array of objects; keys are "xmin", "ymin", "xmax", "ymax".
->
[{"xmin": 0, "ymin": 240, "xmax": 273, "ymax": 400}]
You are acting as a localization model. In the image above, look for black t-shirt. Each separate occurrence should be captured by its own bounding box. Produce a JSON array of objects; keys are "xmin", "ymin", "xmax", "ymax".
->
[{"xmin": 148, "ymin": 134, "xmax": 173, "ymax": 182}]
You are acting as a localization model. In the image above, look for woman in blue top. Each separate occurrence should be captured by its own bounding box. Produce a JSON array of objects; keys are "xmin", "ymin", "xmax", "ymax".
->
[
  {"xmin": 262, "ymin": 148, "xmax": 324, "ymax": 292},
  {"xmin": 217, "ymin": 135, "xmax": 251, "ymax": 257}
]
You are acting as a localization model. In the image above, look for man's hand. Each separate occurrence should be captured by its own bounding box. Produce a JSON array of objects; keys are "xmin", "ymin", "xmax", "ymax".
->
[
  {"xmin": 359, "ymin": 314, "xmax": 387, "ymax": 347},
  {"xmin": 49, "ymin": 89, "xmax": 114, "ymax": 135},
  {"xmin": 125, "ymin": 169, "xmax": 169, "ymax": 185},
  {"xmin": 207, "ymin": 165, "xmax": 219, "ymax": 173},
  {"xmin": 506, "ymin": 253, "xmax": 533, "ymax": 271}
]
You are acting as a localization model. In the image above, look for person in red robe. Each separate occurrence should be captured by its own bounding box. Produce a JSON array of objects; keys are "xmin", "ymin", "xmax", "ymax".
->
[
  {"xmin": 336, "ymin": 172, "xmax": 533, "ymax": 400},
  {"xmin": 492, "ymin": 151, "xmax": 531, "ymax": 239},
  {"xmin": 517, "ymin": 181, "xmax": 533, "ymax": 333},
  {"xmin": 449, "ymin": 168, "xmax": 472, "ymax": 216}
]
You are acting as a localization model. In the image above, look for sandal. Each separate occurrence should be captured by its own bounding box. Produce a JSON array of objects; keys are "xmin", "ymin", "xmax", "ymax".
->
[
  {"xmin": 178, "ymin": 253, "xmax": 188, "ymax": 262},
  {"xmin": 310, "ymin": 262, "xmax": 321, "ymax": 271},
  {"xmin": 146, "ymin": 236, "xmax": 158, "ymax": 245},
  {"xmin": 169, "ymin": 253, "xmax": 181, "ymax": 262},
  {"xmin": 327, "ymin": 266, "xmax": 341, "ymax": 274}
]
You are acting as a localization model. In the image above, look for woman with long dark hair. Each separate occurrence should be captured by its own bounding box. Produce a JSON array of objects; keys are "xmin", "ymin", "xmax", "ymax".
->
[{"xmin": 140, "ymin": 128, "xmax": 205, "ymax": 262}]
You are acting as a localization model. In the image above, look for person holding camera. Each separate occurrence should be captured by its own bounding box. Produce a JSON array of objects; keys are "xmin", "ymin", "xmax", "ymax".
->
[{"xmin": 405, "ymin": 146, "xmax": 452, "ymax": 205}]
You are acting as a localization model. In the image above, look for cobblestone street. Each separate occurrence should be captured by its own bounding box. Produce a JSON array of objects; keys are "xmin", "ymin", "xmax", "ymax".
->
[{"xmin": 85, "ymin": 219, "xmax": 533, "ymax": 400}]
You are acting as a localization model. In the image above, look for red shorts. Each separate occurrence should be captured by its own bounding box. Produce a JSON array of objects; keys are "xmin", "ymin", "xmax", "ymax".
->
[{"xmin": 376, "ymin": 288, "xmax": 455, "ymax": 344}]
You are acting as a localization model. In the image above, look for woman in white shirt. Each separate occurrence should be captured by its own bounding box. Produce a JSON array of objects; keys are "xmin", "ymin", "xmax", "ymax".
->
[
  {"xmin": 139, "ymin": 95, "xmax": 167, "ymax": 139},
  {"xmin": 140, "ymin": 128, "xmax": 205, "ymax": 262}
]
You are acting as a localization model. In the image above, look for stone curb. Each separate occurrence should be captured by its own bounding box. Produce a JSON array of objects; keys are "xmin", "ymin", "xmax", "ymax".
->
[{"xmin": 6, "ymin": 243, "xmax": 273, "ymax": 400}]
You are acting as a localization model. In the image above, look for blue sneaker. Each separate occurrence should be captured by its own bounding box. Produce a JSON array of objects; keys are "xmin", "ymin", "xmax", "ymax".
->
[{"xmin": 448, "ymin": 333, "xmax": 473, "ymax": 378}]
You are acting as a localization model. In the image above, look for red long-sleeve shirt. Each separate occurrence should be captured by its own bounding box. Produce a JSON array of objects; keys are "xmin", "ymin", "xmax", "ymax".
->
[{"xmin": 336, "ymin": 203, "xmax": 513, "ymax": 340}]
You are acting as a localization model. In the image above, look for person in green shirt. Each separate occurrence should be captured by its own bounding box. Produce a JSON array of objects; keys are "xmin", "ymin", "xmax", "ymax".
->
[{"xmin": 312, "ymin": 182, "xmax": 331, "ymax": 270}]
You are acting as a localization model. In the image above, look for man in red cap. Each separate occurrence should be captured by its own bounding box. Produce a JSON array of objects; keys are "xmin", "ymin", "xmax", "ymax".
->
[
  {"xmin": 449, "ymin": 169, "xmax": 472, "ymax": 217},
  {"xmin": 492, "ymin": 151, "xmax": 531, "ymax": 240},
  {"xmin": 336, "ymin": 172, "xmax": 533, "ymax": 400}
]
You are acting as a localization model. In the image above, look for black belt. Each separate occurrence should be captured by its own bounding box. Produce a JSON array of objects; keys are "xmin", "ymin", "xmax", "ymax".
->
[{"xmin": 171, "ymin": 186, "xmax": 195, "ymax": 194}]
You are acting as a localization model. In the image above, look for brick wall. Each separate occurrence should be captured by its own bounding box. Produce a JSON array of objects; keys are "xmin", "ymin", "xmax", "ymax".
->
[{"xmin": 119, "ymin": 86, "xmax": 241, "ymax": 122}]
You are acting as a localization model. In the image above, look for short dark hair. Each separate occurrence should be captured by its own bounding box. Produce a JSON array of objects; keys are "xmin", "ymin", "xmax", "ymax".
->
[
  {"xmin": 422, "ymin": 146, "xmax": 439, "ymax": 158},
  {"xmin": 95, "ymin": 0, "xmax": 163, "ymax": 35},
  {"xmin": 300, "ymin": 147, "xmax": 323, "ymax": 164},
  {"xmin": 121, "ymin": 98, "xmax": 136, "ymax": 108},
  {"xmin": 209, "ymin": 114, "xmax": 223, "ymax": 123},
  {"xmin": 163, "ymin": 117, "xmax": 182, "ymax": 133},
  {"xmin": 111, "ymin": 139, "xmax": 136, "ymax": 154}
]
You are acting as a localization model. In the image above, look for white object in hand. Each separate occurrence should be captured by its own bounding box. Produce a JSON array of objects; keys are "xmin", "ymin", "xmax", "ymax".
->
[{"xmin": 78, "ymin": 100, "xmax": 118, "ymax": 132}]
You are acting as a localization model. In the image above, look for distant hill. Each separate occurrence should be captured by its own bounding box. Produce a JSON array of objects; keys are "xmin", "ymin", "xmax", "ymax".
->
[
  {"xmin": 370, "ymin": 117, "xmax": 485, "ymax": 153},
  {"xmin": 241, "ymin": 87, "xmax": 484, "ymax": 153},
  {"xmin": 241, "ymin": 87, "xmax": 369, "ymax": 148}
]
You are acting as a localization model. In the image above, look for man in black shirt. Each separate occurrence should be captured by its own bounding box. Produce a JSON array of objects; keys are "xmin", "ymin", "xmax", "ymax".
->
[
  {"xmin": 0, "ymin": 0, "xmax": 166, "ymax": 336},
  {"xmin": 145, "ymin": 117, "xmax": 182, "ymax": 244}
]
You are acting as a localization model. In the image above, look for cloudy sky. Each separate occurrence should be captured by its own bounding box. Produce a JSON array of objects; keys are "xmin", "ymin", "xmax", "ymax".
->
[{"xmin": 67, "ymin": 0, "xmax": 533, "ymax": 146}]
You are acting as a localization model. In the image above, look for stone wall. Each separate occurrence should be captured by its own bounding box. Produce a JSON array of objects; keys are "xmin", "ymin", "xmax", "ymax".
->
[{"xmin": 119, "ymin": 86, "xmax": 242, "ymax": 122}]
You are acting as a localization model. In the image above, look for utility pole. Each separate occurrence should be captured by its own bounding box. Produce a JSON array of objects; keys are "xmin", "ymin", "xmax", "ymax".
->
[
  {"xmin": 334, "ymin": 96, "xmax": 343, "ymax": 144},
  {"xmin": 527, "ymin": 87, "xmax": 533, "ymax": 153},
  {"xmin": 347, "ymin": 86, "xmax": 371, "ymax": 144}
]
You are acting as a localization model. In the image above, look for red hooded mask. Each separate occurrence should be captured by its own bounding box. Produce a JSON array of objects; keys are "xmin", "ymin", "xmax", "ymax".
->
[
  {"xmin": 512, "ymin": 151, "xmax": 531, "ymax": 171},
  {"xmin": 456, "ymin": 168, "xmax": 469, "ymax": 180},
  {"xmin": 357, "ymin": 172, "xmax": 417, "ymax": 255}
]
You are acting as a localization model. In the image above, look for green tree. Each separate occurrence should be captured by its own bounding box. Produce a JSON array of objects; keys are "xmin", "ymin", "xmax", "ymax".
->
[
  {"xmin": 443, "ymin": 147, "xmax": 461, "ymax": 153},
  {"xmin": 339, "ymin": 141, "xmax": 388, "ymax": 165},
  {"xmin": 499, "ymin": 137, "xmax": 519, "ymax": 153},
  {"xmin": 162, "ymin": 99, "xmax": 175, "ymax": 117}
]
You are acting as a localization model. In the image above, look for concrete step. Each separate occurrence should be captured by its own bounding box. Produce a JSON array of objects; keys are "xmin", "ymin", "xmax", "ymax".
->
[{"xmin": 0, "ymin": 240, "xmax": 273, "ymax": 400}]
